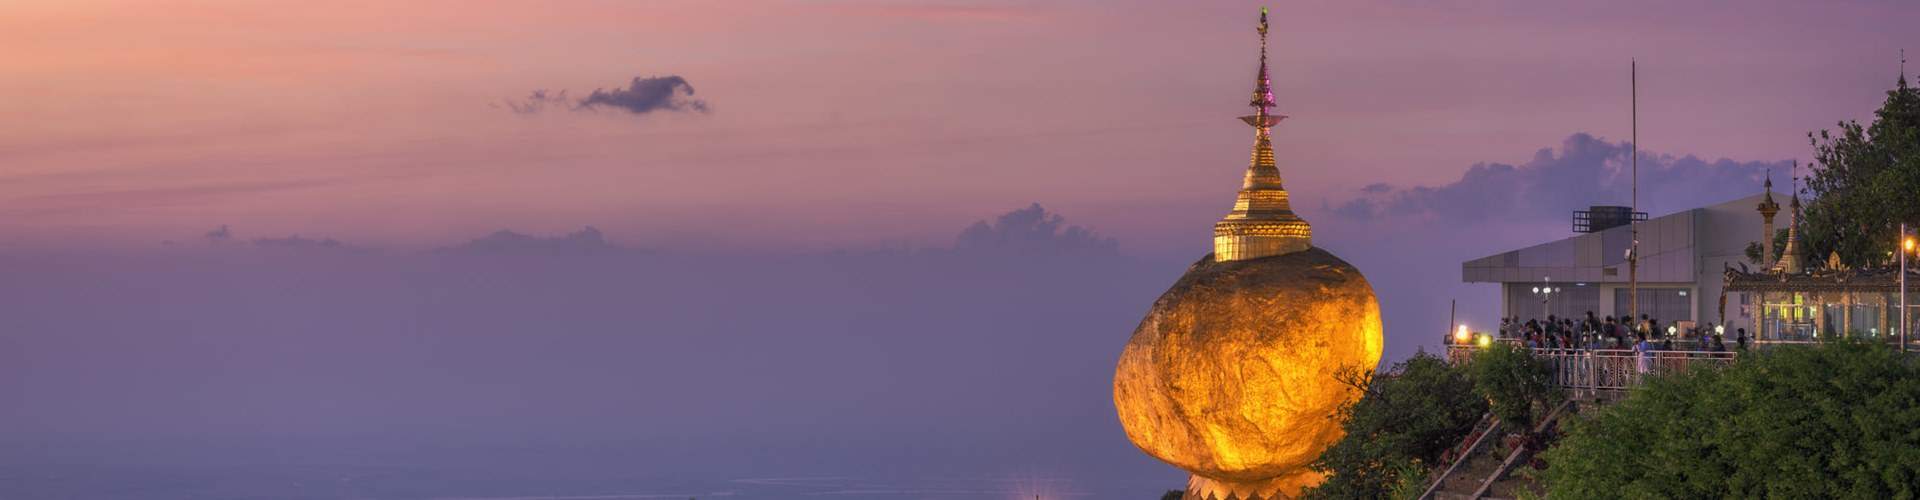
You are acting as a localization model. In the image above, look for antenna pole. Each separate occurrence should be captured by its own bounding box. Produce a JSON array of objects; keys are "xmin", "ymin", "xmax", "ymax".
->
[{"xmin": 1629, "ymin": 60, "xmax": 1640, "ymax": 325}]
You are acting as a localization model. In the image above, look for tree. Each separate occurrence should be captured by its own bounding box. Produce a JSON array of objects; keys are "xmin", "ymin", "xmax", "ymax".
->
[
  {"xmin": 1306, "ymin": 353, "xmax": 1486, "ymax": 499},
  {"xmin": 1744, "ymin": 229, "xmax": 1790, "ymax": 267},
  {"xmin": 1464, "ymin": 343, "xmax": 1561, "ymax": 431},
  {"xmin": 1801, "ymin": 72, "xmax": 1920, "ymax": 267},
  {"xmin": 1540, "ymin": 341, "xmax": 1920, "ymax": 498}
]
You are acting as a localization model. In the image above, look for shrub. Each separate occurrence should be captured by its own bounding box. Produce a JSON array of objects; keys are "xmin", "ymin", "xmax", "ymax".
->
[
  {"xmin": 1465, "ymin": 342, "xmax": 1561, "ymax": 431},
  {"xmin": 1306, "ymin": 352, "xmax": 1486, "ymax": 499},
  {"xmin": 1540, "ymin": 341, "xmax": 1920, "ymax": 497}
]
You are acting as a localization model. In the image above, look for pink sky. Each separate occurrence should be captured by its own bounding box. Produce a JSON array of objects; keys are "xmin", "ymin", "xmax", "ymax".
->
[{"xmin": 3, "ymin": 0, "xmax": 1916, "ymax": 253}]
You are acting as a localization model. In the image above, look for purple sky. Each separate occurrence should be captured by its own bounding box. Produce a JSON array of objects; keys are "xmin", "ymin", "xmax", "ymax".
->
[
  {"xmin": 3, "ymin": 1, "xmax": 1916, "ymax": 252},
  {"xmin": 3, "ymin": 1, "xmax": 1919, "ymax": 498}
]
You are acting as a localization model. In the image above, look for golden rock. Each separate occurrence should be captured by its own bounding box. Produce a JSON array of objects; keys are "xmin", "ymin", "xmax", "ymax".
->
[{"xmin": 1113, "ymin": 248, "xmax": 1384, "ymax": 500}]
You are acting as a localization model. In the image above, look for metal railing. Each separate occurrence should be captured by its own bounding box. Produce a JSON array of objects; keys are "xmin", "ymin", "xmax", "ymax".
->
[{"xmin": 1445, "ymin": 343, "xmax": 1737, "ymax": 392}]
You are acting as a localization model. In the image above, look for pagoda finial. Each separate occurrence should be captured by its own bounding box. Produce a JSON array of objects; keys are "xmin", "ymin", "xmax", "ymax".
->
[
  {"xmin": 1252, "ymin": 7, "xmax": 1274, "ymax": 119},
  {"xmin": 1214, "ymin": 6, "xmax": 1310, "ymax": 262},
  {"xmin": 1758, "ymin": 167, "xmax": 1779, "ymax": 214}
]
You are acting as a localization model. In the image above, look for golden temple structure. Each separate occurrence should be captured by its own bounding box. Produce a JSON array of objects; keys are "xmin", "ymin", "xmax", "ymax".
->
[
  {"xmin": 1212, "ymin": 7, "xmax": 1311, "ymax": 262},
  {"xmin": 1115, "ymin": 8, "xmax": 1383, "ymax": 500}
]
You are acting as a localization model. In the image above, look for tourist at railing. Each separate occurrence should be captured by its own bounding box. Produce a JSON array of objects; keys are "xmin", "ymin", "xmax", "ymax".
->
[{"xmin": 1634, "ymin": 334, "xmax": 1652, "ymax": 375}]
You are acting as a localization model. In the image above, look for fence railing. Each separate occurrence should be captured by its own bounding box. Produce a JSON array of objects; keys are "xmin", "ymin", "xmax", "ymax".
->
[{"xmin": 1444, "ymin": 344, "xmax": 1737, "ymax": 392}]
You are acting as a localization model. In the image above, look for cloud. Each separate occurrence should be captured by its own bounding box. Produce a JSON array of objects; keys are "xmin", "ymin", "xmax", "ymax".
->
[
  {"xmin": 953, "ymin": 203, "xmax": 1118, "ymax": 257},
  {"xmin": 437, "ymin": 226, "xmax": 628, "ymax": 256},
  {"xmin": 500, "ymin": 89, "xmax": 569, "ymax": 115},
  {"xmin": 1328, "ymin": 133, "xmax": 1789, "ymax": 224},
  {"xmin": 251, "ymin": 235, "xmax": 366, "ymax": 253},
  {"xmin": 503, "ymin": 76, "xmax": 710, "ymax": 117},
  {"xmin": 205, "ymin": 224, "xmax": 232, "ymax": 244},
  {"xmin": 579, "ymin": 76, "xmax": 710, "ymax": 114}
]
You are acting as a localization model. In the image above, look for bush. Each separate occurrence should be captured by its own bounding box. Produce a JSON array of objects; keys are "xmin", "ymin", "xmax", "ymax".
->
[
  {"xmin": 1305, "ymin": 352, "xmax": 1486, "ymax": 499},
  {"xmin": 1465, "ymin": 342, "xmax": 1561, "ymax": 431},
  {"xmin": 1540, "ymin": 341, "xmax": 1920, "ymax": 498}
]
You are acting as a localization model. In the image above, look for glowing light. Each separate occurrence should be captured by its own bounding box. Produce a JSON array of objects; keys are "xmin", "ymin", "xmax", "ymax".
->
[
  {"xmin": 1667, "ymin": 325, "xmax": 1677, "ymax": 336},
  {"xmin": 1454, "ymin": 325, "xmax": 1472, "ymax": 344},
  {"xmin": 1476, "ymin": 334, "xmax": 1492, "ymax": 348},
  {"xmin": 1533, "ymin": 287, "xmax": 1541, "ymax": 293},
  {"xmin": 1906, "ymin": 237, "xmax": 1915, "ymax": 253},
  {"xmin": 1715, "ymin": 324, "xmax": 1725, "ymax": 335}
]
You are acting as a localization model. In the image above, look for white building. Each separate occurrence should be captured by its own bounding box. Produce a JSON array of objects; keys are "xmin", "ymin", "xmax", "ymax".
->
[{"xmin": 1461, "ymin": 193, "xmax": 1774, "ymax": 333}]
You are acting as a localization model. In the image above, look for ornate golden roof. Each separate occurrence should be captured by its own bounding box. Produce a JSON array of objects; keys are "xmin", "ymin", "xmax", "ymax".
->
[{"xmin": 1213, "ymin": 7, "xmax": 1311, "ymax": 262}]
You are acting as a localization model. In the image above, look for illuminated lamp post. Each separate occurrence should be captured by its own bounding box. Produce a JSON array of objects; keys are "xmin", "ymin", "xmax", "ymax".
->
[
  {"xmin": 1533, "ymin": 277, "xmax": 1559, "ymax": 321},
  {"xmin": 1454, "ymin": 324, "xmax": 1472, "ymax": 345}
]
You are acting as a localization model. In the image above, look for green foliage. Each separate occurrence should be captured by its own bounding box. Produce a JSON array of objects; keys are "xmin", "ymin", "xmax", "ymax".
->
[
  {"xmin": 1801, "ymin": 75, "xmax": 1920, "ymax": 267},
  {"xmin": 1745, "ymin": 229, "xmax": 1790, "ymax": 267},
  {"xmin": 1466, "ymin": 342, "xmax": 1561, "ymax": 431},
  {"xmin": 1385, "ymin": 461, "xmax": 1430, "ymax": 500},
  {"xmin": 1305, "ymin": 352, "xmax": 1486, "ymax": 499},
  {"xmin": 1540, "ymin": 341, "xmax": 1920, "ymax": 498}
]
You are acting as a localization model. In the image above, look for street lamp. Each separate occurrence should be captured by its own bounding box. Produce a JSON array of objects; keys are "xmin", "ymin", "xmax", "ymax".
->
[
  {"xmin": 1534, "ymin": 277, "xmax": 1559, "ymax": 321},
  {"xmin": 1454, "ymin": 324, "xmax": 1472, "ymax": 345}
]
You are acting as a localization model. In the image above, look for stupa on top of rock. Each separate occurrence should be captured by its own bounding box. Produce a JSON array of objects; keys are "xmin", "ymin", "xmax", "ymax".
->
[
  {"xmin": 1113, "ymin": 8, "xmax": 1384, "ymax": 500},
  {"xmin": 1211, "ymin": 7, "xmax": 1310, "ymax": 262}
]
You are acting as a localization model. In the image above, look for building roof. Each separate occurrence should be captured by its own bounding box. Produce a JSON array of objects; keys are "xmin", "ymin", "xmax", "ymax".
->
[
  {"xmin": 1724, "ymin": 265, "xmax": 1920, "ymax": 293},
  {"xmin": 1461, "ymin": 193, "xmax": 1768, "ymax": 284}
]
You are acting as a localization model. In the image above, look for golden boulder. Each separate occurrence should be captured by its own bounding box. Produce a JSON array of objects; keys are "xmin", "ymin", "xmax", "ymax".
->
[{"xmin": 1113, "ymin": 248, "xmax": 1384, "ymax": 500}]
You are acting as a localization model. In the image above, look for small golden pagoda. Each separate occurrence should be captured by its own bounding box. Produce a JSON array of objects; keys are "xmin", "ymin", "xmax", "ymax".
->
[
  {"xmin": 1212, "ymin": 9, "xmax": 1311, "ymax": 262},
  {"xmin": 1772, "ymin": 176, "xmax": 1804, "ymax": 274}
]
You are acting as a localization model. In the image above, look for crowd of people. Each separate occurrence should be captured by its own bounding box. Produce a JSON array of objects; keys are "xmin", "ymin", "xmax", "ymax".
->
[{"xmin": 1470, "ymin": 312, "xmax": 1751, "ymax": 353}]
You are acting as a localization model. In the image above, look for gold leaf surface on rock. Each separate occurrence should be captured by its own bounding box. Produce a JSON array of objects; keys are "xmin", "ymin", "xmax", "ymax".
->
[{"xmin": 1114, "ymin": 247, "xmax": 1383, "ymax": 499}]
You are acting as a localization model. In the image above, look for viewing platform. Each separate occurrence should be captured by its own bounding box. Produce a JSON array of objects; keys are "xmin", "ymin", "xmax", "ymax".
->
[{"xmin": 1444, "ymin": 339, "xmax": 1736, "ymax": 393}]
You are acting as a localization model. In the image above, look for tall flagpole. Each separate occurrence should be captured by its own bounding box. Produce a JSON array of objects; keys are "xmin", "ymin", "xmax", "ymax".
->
[{"xmin": 1629, "ymin": 60, "xmax": 1640, "ymax": 326}]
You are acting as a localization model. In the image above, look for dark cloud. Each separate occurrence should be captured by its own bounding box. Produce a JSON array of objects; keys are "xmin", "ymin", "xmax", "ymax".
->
[
  {"xmin": 579, "ymin": 75, "xmax": 710, "ymax": 114},
  {"xmin": 953, "ymin": 203, "xmax": 1118, "ymax": 256},
  {"xmin": 500, "ymin": 75, "xmax": 709, "ymax": 118},
  {"xmin": 502, "ymin": 76, "xmax": 711, "ymax": 117},
  {"xmin": 1328, "ymin": 133, "xmax": 1789, "ymax": 223}
]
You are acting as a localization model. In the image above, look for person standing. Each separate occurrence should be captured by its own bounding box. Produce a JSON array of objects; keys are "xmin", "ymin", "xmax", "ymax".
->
[{"xmin": 1635, "ymin": 333, "xmax": 1652, "ymax": 378}]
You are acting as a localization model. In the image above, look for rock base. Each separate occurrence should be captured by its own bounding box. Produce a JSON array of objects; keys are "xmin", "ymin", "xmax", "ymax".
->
[{"xmin": 1182, "ymin": 470, "xmax": 1321, "ymax": 500}]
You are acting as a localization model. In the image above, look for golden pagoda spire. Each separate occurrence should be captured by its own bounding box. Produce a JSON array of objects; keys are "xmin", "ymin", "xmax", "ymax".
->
[
  {"xmin": 1213, "ymin": 6, "xmax": 1311, "ymax": 262},
  {"xmin": 1773, "ymin": 165, "xmax": 1804, "ymax": 274}
]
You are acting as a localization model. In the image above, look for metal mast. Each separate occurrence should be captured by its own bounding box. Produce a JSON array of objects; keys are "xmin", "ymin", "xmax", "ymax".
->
[{"xmin": 1629, "ymin": 60, "xmax": 1639, "ymax": 324}]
